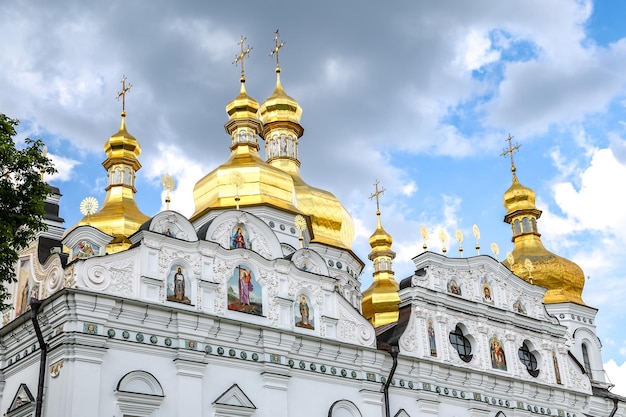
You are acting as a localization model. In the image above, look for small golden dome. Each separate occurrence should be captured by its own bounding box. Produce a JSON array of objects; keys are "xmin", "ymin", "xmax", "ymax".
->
[
  {"xmin": 66, "ymin": 113, "xmax": 150, "ymax": 251},
  {"xmin": 259, "ymin": 68, "xmax": 354, "ymax": 250},
  {"xmin": 259, "ymin": 70, "xmax": 303, "ymax": 126},
  {"xmin": 190, "ymin": 80, "xmax": 302, "ymax": 220},
  {"xmin": 369, "ymin": 216, "xmax": 393, "ymax": 252},
  {"xmin": 502, "ymin": 171, "xmax": 585, "ymax": 305}
]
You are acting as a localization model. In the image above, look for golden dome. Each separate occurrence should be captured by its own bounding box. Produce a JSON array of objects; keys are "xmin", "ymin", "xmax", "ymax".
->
[
  {"xmin": 66, "ymin": 112, "xmax": 150, "ymax": 252},
  {"xmin": 259, "ymin": 68, "xmax": 354, "ymax": 250},
  {"xmin": 502, "ymin": 170, "xmax": 585, "ymax": 305},
  {"xmin": 362, "ymin": 188, "xmax": 399, "ymax": 328},
  {"xmin": 190, "ymin": 80, "xmax": 302, "ymax": 221},
  {"xmin": 259, "ymin": 70, "xmax": 303, "ymax": 126}
]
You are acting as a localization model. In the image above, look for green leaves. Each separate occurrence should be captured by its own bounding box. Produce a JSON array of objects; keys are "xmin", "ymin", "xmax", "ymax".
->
[{"xmin": 0, "ymin": 114, "xmax": 56, "ymax": 308}]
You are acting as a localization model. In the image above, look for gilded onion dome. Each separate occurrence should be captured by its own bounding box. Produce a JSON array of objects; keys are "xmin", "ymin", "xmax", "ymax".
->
[
  {"xmin": 361, "ymin": 183, "xmax": 400, "ymax": 327},
  {"xmin": 66, "ymin": 109, "xmax": 150, "ymax": 253},
  {"xmin": 190, "ymin": 75, "xmax": 302, "ymax": 221},
  {"xmin": 501, "ymin": 139, "xmax": 585, "ymax": 305},
  {"xmin": 259, "ymin": 36, "xmax": 354, "ymax": 250}
]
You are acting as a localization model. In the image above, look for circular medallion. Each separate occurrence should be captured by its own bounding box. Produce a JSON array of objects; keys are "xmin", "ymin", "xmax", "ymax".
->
[
  {"xmin": 217, "ymin": 347, "xmax": 224, "ymax": 355},
  {"xmin": 328, "ymin": 260, "xmax": 334, "ymax": 267},
  {"xmin": 309, "ymin": 363, "xmax": 316, "ymax": 371},
  {"xmin": 136, "ymin": 333, "xmax": 144, "ymax": 342},
  {"xmin": 269, "ymin": 221, "xmax": 275, "ymax": 228},
  {"xmin": 107, "ymin": 329, "xmax": 116, "ymax": 338},
  {"xmin": 408, "ymin": 381, "xmax": 414, "ymax": 389},
  {"xmin": 164, "ymin": 338, "xmax": 172, "ymax": 347},
  {"xmin": 150, "ymin": 335, "xmax": 158, "ymax": 344},
  {"xmin": 331, "ymin": 367, "xmax": 336, "ymax": 375},
  {"xmin": 320, "ymin": 365, "xmax": 326, "ymax": 373},
  {"xmin": 280, "ymin": 224, "xmax": 285, "ymax": 231},
  {"xmin": 288, "ymin": 359, "xmax": 295, "ymax": 368},
  {"xmin": 290, "ymin": 227, "xmax": 296, "ymax": 234},
  {"xmin": 336, "ymin": 261, "xmax": 343, "ymax": 269},
  {"xmin": 122, "ymin": 331, "xmax": 130, "ymax": 339},
  {"xmin": 229, "ymin": 349, "xmax": 236, "ymax": 357},
  {"xmin": 341, "ymin": 369, "xmax": 347, "ymax": 377},
  {"xmin": 240, "ymin": 351, "xmax": 247, "ymax": 359},
  {"xmin": 299, "ymin": 361, "xmax": 306, "ymax": 369},
  {"xmin": 351, "ymin": 371, "xmax": 357, "ymax": 378},
  {"xmin": 251, "ymin": 353, "xmax": 259, "ymax": 361},
  {"xmin": 205, "ymin": 345, "xmax": 212, "ymax": 353}
]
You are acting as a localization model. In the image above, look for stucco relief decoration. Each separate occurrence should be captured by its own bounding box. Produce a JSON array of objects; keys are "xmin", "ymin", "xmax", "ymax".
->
[
  {"xmin": 46, "ymin": 265, "xmax": 63, "ymax": 295},
  {"xmin": 158, "ymin": 247, "xmax": 201, "ymax": 276},
  {"xmin": 399, "ymin": 313, "xmax": 419, "ymax": 353},
  {"xmin": 85, "ymin": 264, "xmax": 111, "ymax": 290},
  {"xmin": 109, "ymin": 260, "xmax": 134, "ymax": 296},
  {"xmin": 209, "ymin": 219, "xmax": 237, "ymax": 248},
  {"xmin": 153, "ymin": 214, "xmax": 189, "ymax": 240},
  {"xmin": 411, "ymin": 267, "xmax": 429, "ymax": 287},
  {"xmin": 64, "ymin": 264, "xmax": 75, "ymax": 288},
  {"xmin": 246, "ymin": 223, "xmax": 272, "ymax": 259},
  {"xmin": 338, "ymin": 306, "xmax": 374, "ymax": 346}
]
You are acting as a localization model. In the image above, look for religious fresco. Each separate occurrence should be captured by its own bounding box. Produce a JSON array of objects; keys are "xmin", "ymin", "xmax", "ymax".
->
[
  {"xmin": 15, "ymin": 258, "xmax": 33, "ymax": 316},
  {"xmin": 447, "ymin": 279, "xmax": 462, "ymax": 296},
  {"xmin": 230, "ymin": 224, "xmax": 249, "ymax": 249},
  {"xmin": 481, "ymin": 278, "xmax": 494, "ymax": 304},
  {"xmin": 513, "ymin": 298, "xmax": 527, "ymax": 315},
  {"xmin": 227, "ymin": 265, "xmax": 263, "ymax": 316},
  {"xmin": 295, "ymin": 294, "xmax": 314, "ymax": 330},
  {"xmin": 71, "ymin": 239, "xmax": 99, "ymax": 261},
  {"xmin": 553, "ymin": 350, "xmax": 562, "ymax": 384},
  {"xmin": 166, "ymin": 265, "xmax": 191, "ymax": 304},
  {"xmin": 427, "ymin": 319, "xmax": 437, "ymax": 357},
  {"xmin": 490, "ymin": 335, "xmax": 507, "ymax": 371}
]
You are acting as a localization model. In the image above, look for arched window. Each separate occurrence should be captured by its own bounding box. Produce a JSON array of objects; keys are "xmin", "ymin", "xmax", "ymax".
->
[
  {"xmin": 518, "ymin": 342, "xmax": 540, "ymax": 377},
  {"xmin": 513, "ymin": 219, "xmax": 521, "ymax": 235},
  {"xmin": 449, "ymin": 325, "xmax": 472, "ymax": 363},
  {"xmin": 582, "ymin": 343, "xmax": 592, "ymax": 377},
  {"xmin": 522, "ymin": 217, "xmax": 530, "ymax": 232}
]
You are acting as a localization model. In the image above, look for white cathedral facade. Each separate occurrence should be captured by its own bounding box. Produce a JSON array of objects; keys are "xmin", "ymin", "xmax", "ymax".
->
[{"xmin": 1, "ymin": 39, "xmax": 624, "ymax": 417}]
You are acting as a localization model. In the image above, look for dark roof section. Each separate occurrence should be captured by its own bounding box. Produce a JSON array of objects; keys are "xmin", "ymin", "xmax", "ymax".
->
[
  {"xmin": 376, "ymin": 302, "xmax": 412, "ymax": 350},
  {"xmin": 37, "ymin": 236, "xmax": 63, "ymax": 265}
]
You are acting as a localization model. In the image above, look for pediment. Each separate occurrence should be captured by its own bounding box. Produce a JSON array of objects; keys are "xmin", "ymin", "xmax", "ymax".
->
[
  {"xmin": 213, "ymin": 383, "xmax": 256, "ymax": 410},
  {"xmin": 409, "ymin": 251, "xmax": 547, "ymax": 319},
  {"xmin": 62, "ymin": 225, "xmax": 111, "ymax": 261},
  {"xmin": 203, "ymin": 211, "xmax": 282, "ymax": 260},
  {"xmin": 7, "ymin": 383, "xmax": 34, "ymax": 414},
  {"xmin": 291, "ymin": 248, "xmax": 329, "ymax": 275},
  {"xmin": 142, "ymin": 210, "xmax": 198, "ymax": 242}
]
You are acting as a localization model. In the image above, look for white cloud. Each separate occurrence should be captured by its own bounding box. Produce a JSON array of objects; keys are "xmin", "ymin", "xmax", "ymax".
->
[
  {"xmin": 605, "ymin": 359, "xmax": 626, "ymax": 396},
  {"xmin": 552, "ymin": 148, "xmax": 626, "ymax": 232},
  {"xmin": 47, "ymin": 153, "xmax": 80, "ymax": 182},
  {"xmin": 459, "ymin": 30, "xmax": 501, "ymax": 71},
  {"xmin": 402, "ymin": 181, "xmax": 417, "ymax": 197}
]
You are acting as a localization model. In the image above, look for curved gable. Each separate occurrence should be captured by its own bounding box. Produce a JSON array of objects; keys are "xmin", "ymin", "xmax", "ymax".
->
[
  {"xmin": 203, "ymin": 211, "xmax": 282, "ymax": 260},
  {"xmin": 148, "ymin": 211, "xmax": 198, "ymax": 242}
]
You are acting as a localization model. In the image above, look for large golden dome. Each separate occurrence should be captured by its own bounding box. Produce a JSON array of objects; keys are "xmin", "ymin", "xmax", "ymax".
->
[
  {"xmin": 502, "ymin": 165, "xmax": 585, "ymax": 305},
  {"xmin": 190, "ymin": 80, "xmax": 302, "ymax": 221},
  {"xmin": 65, "ymin": 112, "xmax": 150, "ymax": 252},
  {"xmin": 259, "ymin": 67, "xmax": 354, "ymax": 250}
]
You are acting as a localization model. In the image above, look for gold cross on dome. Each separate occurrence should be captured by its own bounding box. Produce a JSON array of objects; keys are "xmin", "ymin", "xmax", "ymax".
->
[
  {"xmin": 500, "ymin": 133, "xmax": 521, "ymax": 175},
  {"xmin": 369, "ymin": 180, "xmax": 386, "ymax": 214},
  {"xmin": 270, "ymin": 29, "xmax": 285, "ymax": 70},
  {"xmin": 116, "ymin": 75, "xmax": 132, "ymax": 113},
  {"xmin": 233, "ymin": 36, "xmax": 252, "ymax": 81}
]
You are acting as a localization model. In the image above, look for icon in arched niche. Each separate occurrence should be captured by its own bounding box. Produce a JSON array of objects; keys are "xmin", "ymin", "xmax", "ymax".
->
[
  {"xmin": 427, "ymin": 319, "xmax": 437, "ymax": 357},
  {"xmin": 16, "ymin": 258, "xmax": 33, "ymax": 316},
  {"xmin": 481, "ymin": 278, "xmax": 494, "ymax": 304},
  {"xmin": 228, "ymin": 265, "xmax": 263, "ymax": 316},
  {"xmin": 230, "ymin": 224, "xmax": 249, "ymax": 249},
  {"xmin": 295, "ymin": 295, "xmax": 314, "ymax": 330},
  {"xmin": 490, "ymin": 335, "xmax": 507, "ymax": 370},
  {"xmin": 513, "ymin": 298, "xmax": 527, "ymax": 315},
  {"xmin": 447, "ymin": 278, "xmax": 461, "ymax": 295},
  {"xmin": 166, "ymin": 265, "xmax": 191, "ymax": 304},
  {"xmin": 72, "ymin": 239, "xmax": 99, "ymax": 260}
]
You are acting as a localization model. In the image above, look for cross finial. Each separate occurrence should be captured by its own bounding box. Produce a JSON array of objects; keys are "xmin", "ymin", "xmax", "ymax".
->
[
  {"xmin": 116, "ymin": 75, "xmax": 132, "ymax": 114},
  {"xmin": 369, "ymin": 180, "xmax": 386, "ymax": 215},
  {"xmin": 500, "ymin": 133, "xmax": 521, "ymax": 179},
  {"xmin": 233, "ymin": 36, "xmax": 252, "ymax": 83},
  {"xmin": 270, "ymin": 29, "xmax": 285, "ymax": 72}
]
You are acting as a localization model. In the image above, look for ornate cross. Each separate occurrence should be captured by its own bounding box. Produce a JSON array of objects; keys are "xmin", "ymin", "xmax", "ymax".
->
[
  {"xmin": 233, "ymin": 36, "xmax": 252, "ymax": 81},
  {"xmin": 369, "ymin": 180, "xmax": 386, "ymax": 214},
  {"xmin": 270, "ymin": 29, "xmax": 285, "ymax": 70},
  {"xmin": 116, "ymin": 75, "xmax": 132, "ymax": 113},
  {"xmin": 500, "ymin": 133, "xmax": 521, "ymax": 174}
]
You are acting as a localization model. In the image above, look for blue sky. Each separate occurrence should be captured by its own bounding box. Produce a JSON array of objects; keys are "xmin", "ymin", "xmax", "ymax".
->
[{"xmin": 1, "ymin": 0, "xmax": 626, "ymax": 394}]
